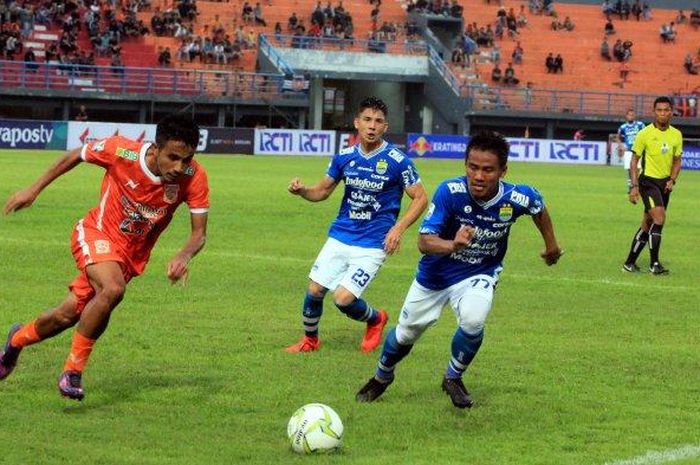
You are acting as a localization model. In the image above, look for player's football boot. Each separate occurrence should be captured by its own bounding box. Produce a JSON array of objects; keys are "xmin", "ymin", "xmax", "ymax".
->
[
  {"xmin": 355, "ymin": 376, "xmax": 394, "ymax": 402},
  {"xmin": 622, "ymin": 262, "xmax": 641, "ymax": 273},
  {"xmin": 58, "ymin": 371, "xmax": 85, "ymax": 401},
  {"xmin": 360, "ymin": 309, "xmax": 388, "ymax": 353},
  {"xmin": 284, "ymin": 336, "xmax": 320, "ymax": 353},
  {"xmin": 649, "ymin": 262, "xmax": 669, "ymax": 275},
  {"xmin": 441, "ymin": 377, "xmax": 474, "ymax": 409},
  {"xmin": 0, "ymin": 324, "xmax": 23, "ymax": 380}
]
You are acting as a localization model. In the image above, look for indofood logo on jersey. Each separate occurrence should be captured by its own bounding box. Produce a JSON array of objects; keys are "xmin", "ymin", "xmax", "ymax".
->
[
  {"xmin": 410, "ymin": 136, "xmax": 432, "ymax": 157},
  {"xmin": 375, "ymin": 159, "xmax": 388, "ymax": 175},
  {"xmin": 498, "ymin": 204, "xmax": 513, "ymax": 221},
  {"xmin": 346, "ymin": 177, "xmax": 385, "ymax": 190}
]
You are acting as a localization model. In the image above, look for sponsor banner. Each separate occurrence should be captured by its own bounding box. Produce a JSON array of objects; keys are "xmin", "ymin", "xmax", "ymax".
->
[
  {"xmin": 254, "ymin": 129, "xmax": 336, "ymax": 156},
  {"xmin": 507, "ymin": 138, "xmax": 607, "ymax": 165},
  {"xmin": 203, "ymin": 127, "xmax": 254, "ymax": 154},
  {"xmin": 282, "ymin": 74, "xmax": 310, "ymax": 93},
  {"xmin": 0, "ymin": 119, "xmax": 67, "ymax": 150},
  {"xmin": 682, "ymin": 144, "xmax": 700, "ymax": 171},
  {"xmin": 67, "ymin": 122, "xmax": 208, "ymax": 152},
  {"xmin": 337, "ymin": 132, "xmax": 408, "ymax": 152},
  {"xmin": 407, "ymin": 133, "xmax": 467, "ymax": 159}
]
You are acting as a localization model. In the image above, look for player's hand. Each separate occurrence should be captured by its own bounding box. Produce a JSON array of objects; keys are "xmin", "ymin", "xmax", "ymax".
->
[
  {"xmin": 452, "ymin": 225, "xmax": 475, "ymax": 252},
  {"xmin": 167, "ymin": 256, "xmax": 190, "ymax": 286},
  {"xmin": 288, "ymin": 177, "xmax": 306, "ymax": 196},
  {"xmin": 540, "ymin": 247, "xmax": 564, "ymax": 266},
  {"xmin": 617, "ymin": 147, "xmax": 624, "ymax": 158},
  {"xmin": 383, "ymin": 226, "xmax": 403, "ymax": 255},
  {"xmin": 664, "ymin": 180, "xmax": 674, "ymax": 192},
  {"xmin": 628, "ymin": 186, "xmax": 639, "ymax": 204},
  {"xmin": 3, "ymin": 188, "xmax": 38, "ymax": 215}
]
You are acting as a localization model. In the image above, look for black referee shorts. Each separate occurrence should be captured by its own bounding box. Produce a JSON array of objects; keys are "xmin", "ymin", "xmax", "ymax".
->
[{"xmin": 639, "ymin": 176, "xmax": 671, "ymax": 212}]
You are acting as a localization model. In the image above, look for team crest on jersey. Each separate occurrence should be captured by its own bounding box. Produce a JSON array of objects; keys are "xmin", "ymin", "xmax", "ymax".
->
[
  {"xmin": 660, "ymin": 142, "xmax": 670, "ymax": 154},
  {"xmin": 498, "ymin": 204, "xmax": 513, "ymax": 221},
  {"xmin": 91, "ymin": 139, "xmax": 106, "ymax": 152},
  {"xmin": 376, "ymin": 159, "xmax": 388, "ymax": 175},
  {"xmin": 116, "ymin": 147, "xmax": 139, "ymax": 160},
  {"xmin": 164, "ymin": 184, "xmax": 179, "ymax": 204},
  {"xmin": 94, "ymin": 240, "xmax": 111, "ymax": 254}
]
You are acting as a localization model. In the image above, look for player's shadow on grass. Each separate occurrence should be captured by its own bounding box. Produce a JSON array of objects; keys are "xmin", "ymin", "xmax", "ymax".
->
[{"xmin": 61, "ymin": 373, "xmax": 226, "ymax": 413}]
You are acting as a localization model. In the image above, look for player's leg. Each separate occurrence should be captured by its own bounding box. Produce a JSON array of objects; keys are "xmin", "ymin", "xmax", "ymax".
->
[
  {"xmin": 441, "ymin": 275, "xmax": 496, "ymax": 409},
  {"xmin": 285, "ymin": 238, "xmax": 343, "ymax": 352},
  {"xmin": 356, "ymin": 280, "xmax": 447, "ymax": 402},
  {"xmin": 623, "ymin": 151, "xmax": 633, "ymax": 193},
  {"xmin": 0, "ymin": 293, "xmax": 80, "ymax": 380},
  {"xmin": 643, "ymin": 181, "xmax": 668, "ymax": 274},
  {"xmin": 59, "ymin": 261, "xmax": 127, "ymax": 400},
  {"xmin": 333, "ymin": 246, "xmax": 387, "ymax": 352}
]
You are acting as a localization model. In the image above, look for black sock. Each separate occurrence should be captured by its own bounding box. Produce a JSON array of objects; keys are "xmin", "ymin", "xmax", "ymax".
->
[
  {"xmin": 625, "ymin": 228, "xmax": 649, "ymax": 264},
  {"xmin": 649, "ymin": 223, "xmax": 663, "ymax": 264}
]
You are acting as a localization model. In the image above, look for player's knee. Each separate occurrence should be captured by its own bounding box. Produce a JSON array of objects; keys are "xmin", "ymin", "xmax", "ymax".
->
[
  {"xmin": 395, "ymin": 323, "xmax": 426, "ymax": 345},
  {"xmin": 307, "ymin": 281, "xmax": 327, "ymax": 298},
  {"xmin": 51, "ymin": 299, "xmax": 80, "ymax": 329},
  {"xmin": 98, "ymin": 281, "xmax": 126, "ymax": 306},
  {"xmin": 332, "ymin": 288, "xmax": 356, "ymax": 307},
  {"xmin": 459, "ymin": 317, "xmax": 485, "ymax": 335}
]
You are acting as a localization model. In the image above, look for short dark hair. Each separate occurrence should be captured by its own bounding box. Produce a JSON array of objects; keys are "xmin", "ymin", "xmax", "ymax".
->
[
  {"xmin": 357, "ymin": 96, "xmax": 388, "ymax": 118},
  {"xmin": 653, "ymin": 96, "xmax": 673, "ymax": 108},
  {"xmin": 466, "ymin": 131, "xmax": 510, "ymax": 168},
  {"xmin": 156, "ymin": 114, "xmax": 200, "ymax": 149}
]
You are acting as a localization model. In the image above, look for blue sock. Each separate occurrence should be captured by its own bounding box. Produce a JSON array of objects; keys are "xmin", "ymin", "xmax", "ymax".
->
[
  {"xmin": 302, "ymin": 292, "xmax": 324, "ymax": 338},
  {"xmin": 375, "ymin": 328, "xmax": 413, "ymax": 381},
  {"xmin": 336, "ymin": 298, "xmax": 378, "ymax": 323},
  {"xmin": 445, "ymin": 328, "xmax": 483, "ymax": 379}
]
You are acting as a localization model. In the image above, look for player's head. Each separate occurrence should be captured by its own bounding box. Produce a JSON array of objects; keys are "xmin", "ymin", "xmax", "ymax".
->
[
  {"xmin": 153, "ymin": 114, "xmax": 200, "ymax": 182},
  {"xmin": 464, "ymin": 131, "xmax": 509, "ymax": 200},
  {"xmin": 625, "ymin": 108, "xmax": 635, "ymax": 122},
  {"xmin": 354, "ymin": 97, "xmax": 389, "ymax": 147},
  {"xmin": 652, "ymin": 96, "xmax": 673, "ymax": 127}
]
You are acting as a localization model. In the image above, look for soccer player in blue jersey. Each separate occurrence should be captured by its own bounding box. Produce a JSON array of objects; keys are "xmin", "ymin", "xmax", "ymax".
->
[
  {"xmin": 285, "ymin": 96, "xmax": 428, "ymax": 353},
  {"xmin": 616, "ymin": 109, "xmax": 646, "ymax": 193},
  {"xmin": 356, "ymin": 131, "xmax": 563, "ymax": 408}
]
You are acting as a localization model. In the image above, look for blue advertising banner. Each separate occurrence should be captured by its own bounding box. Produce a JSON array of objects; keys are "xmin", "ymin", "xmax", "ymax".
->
[
  {"xmin": 406, "ymin": 133, "xmax": 468, "ymax": 159},
  {"xmin": 682, "ymin": 144, "xmax": 700, "ymax": 171},
  {"xmin": 0, "ymin": 119, "xmax": 67, "ymax": 150}
]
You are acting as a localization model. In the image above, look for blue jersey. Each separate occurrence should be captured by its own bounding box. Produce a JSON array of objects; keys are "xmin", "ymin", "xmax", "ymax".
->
[
  {"xmin": 416, "ymin": 177, "xmax": 544, "ymax": 290},
  {"xmin": 617, "ymin": 121, "xmax": 645, "ymax": 150},
  {"xmin": 326, "ymin": 141, "xmax": 420, "ymax": 249}
]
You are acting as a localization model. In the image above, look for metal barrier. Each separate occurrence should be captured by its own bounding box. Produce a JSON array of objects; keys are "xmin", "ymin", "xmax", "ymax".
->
[
  {"xmin": 0, "ymin": 60, "xmax": 303, "ymax": 100},
  {"xmin": 264, "ymin": 34, "xmax": 428, "ymax": 55}
]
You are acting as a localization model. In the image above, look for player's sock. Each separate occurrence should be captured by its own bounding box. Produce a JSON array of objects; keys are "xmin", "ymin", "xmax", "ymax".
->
[
  {"xmin": 63, "ymin": 331, "xmax": 96, "ymax": 373},
  {"xmin": 445, "ymin": 328, "xmax": 483, "ymax": 379},
  {"xmin": 648, "ymin": 223, "xmax": 663, "ymax": 264},
  {"xmin": 10, "ymin": 320, "xmax": 41, "ymax": 349},
  {"xmin": 375, "ymin": 328, "xmax": 412, "ymax": 381},
  {"xmin": 302, "ymin": 292, "xmax": 324, "ymax": 338},
  {"xmin": 625, "ymin": 228, "xmax": 649, "ymax": 264},
  {"xmin": 336, "ymin": 298, "xmax": 378, "ymax": 323}
]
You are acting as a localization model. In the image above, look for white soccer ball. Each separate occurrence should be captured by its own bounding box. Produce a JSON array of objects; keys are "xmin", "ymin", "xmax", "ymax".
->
[{"xmin": 287, "ymin": 403, "xmax": 344, "ymax": 454}]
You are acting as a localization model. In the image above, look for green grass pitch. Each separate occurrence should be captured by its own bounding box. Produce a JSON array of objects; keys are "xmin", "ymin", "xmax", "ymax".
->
[{"xmin": 0, "ymin": 150, "xmax": 698, "ymax": 465}]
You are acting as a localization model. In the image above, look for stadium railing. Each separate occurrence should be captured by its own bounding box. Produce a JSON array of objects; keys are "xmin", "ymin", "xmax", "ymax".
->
[
  {"xmin": 263, "ymin": 34, "xmax": 428, "ymax": 56},
  {"xmin": 0, "ymin": 60, "xmax": 304, "ymax": 100}
]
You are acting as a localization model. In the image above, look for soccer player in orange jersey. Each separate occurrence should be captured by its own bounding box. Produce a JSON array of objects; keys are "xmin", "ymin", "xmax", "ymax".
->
[{"xmin": 0, "ymin": 114, "xmax": 209, "ymax": 400}]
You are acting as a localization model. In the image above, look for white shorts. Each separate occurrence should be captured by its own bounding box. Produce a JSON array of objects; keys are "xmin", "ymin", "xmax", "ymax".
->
[
  {"xmin": 623, "ymin": 150, "xmax": 633, "ymax": 170},
  {"xmin": 308, "ymin": 237, "xmax": 386, "ymax": 298},
  {"xmin": 395, "ymin": 274, "xmax": 497, "ymax": 345}
]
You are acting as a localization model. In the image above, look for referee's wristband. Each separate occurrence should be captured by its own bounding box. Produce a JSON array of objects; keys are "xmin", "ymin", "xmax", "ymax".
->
[{"xmin": 669, "ymin": 178, "xmax": 676, "ymax": 184}]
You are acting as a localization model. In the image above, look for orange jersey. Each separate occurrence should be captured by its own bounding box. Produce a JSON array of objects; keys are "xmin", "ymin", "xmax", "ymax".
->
[{"xmin": 78, "ymin": 136, "xmax": 209, "ymax": 274}]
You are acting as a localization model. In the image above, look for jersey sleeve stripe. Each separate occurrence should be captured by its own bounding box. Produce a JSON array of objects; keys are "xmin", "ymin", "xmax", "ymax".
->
[
  {"xmin": 189, "ymin": 208, "xmax": 209, "ymax": 214},
  {"xmin": 80, "ymin": 144, "xmax": 89, "ymax": 161}
]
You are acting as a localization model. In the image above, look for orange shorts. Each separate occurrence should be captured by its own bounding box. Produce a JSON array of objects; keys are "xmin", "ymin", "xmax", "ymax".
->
[{"xmin": 69, "ymin": 220, "xmax": 135, "ymax": 312}]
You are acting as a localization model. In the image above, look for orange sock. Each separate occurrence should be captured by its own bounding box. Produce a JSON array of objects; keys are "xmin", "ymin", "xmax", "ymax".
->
[
  {"xmin": 63, "ymin": 332, "xmax": 96, "ymax": 373},
  {"xmin": 10, "ymin": 320, "xmax": 41, "ymax": 349}
]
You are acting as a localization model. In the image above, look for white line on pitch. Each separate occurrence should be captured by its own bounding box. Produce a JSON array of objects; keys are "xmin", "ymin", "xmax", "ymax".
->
[
  {"xmin": 1, "ymin": 237, "xmax": 691, "ymax": 292},
  {"xmin": 604, "ymin": 444, "xmax": 700, "ymax": 465}
]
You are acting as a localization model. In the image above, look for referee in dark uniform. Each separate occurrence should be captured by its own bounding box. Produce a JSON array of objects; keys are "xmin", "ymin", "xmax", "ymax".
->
[{"xmin": 622, "ymin": 96, "xmax": 683, "ymax": 275}]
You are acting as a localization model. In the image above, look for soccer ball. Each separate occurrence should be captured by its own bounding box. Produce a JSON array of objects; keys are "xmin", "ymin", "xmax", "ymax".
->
[{"xmin": 287, "ymin": 403, "xmax": 344, "ymax": 454}]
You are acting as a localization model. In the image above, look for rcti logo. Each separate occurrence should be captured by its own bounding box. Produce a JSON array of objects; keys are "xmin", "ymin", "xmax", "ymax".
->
[{"xmin": 410, "ymin": 136, "xmax": 432, "ymax": 157}]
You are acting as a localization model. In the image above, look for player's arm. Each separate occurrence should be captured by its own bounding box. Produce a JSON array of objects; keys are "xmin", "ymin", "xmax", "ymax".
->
[
  {"xmin": 384, "ymin": 183, "xmax": 428, "ymax": 254},
  {"xmin": 288, "ymin": 175, "xmax": 338, "ymax": 202},
  {"xmin": 167, "ymin": 212, "xmax": 208, "ymax": 284},
  {"xmin": 665, "ymin": 155, "xmax": 681, "ymax": 192},
  {"xmin": 628, "ymin": 151, "xmax": 641, "ymax": 204},
  {"xmin": 616, "ymin": 131, "xmax": 624, "ymax": 157},
  {"xmin": 418, "ymin": 225, "xmax": 475, "ymax": 255},
  {"xmin": 531, "ymin": 207, "xmax": 563, "ymax": 266},
  {"xmin": 3, "ymin": 147, "xmax": 83, "ymax": 215}
]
